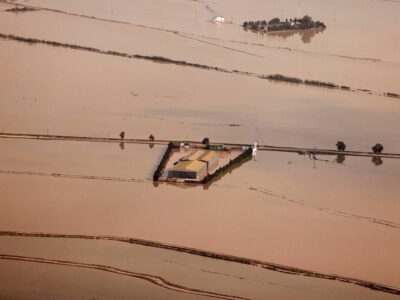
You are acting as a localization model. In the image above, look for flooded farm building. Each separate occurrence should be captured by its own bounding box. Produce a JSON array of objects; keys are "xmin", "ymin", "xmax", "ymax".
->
[{"xmin": 168, "ymin": 150, "xmax": 219, "ymax": 180}]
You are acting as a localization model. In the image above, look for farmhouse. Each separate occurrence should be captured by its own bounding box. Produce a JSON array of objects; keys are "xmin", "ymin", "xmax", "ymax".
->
[
  {"xmin": 168, "ymin": 150, "xmax": 219, "ymax": 180},
  {"xmin": 168, "ymin": 160, "xmax": 207, "ymax": 180}
]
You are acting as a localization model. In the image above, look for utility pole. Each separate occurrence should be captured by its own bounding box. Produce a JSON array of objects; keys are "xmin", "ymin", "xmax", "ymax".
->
[{"xmin": 298, "ymin": 0, "xmax": 301, "ymax": 17}]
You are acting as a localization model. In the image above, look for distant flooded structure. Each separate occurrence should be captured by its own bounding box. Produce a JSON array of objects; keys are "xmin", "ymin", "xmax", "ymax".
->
[
  {"xmin": 168, "ymin": 150, "xmax": 219, "ymax": 180},
  {"xmin": 212, "ymin": 16, "xmax": 225, "ymax": 24},
  {"xmin": 242, "ymin": 15, "xmax": 326, "ymax": 33}
]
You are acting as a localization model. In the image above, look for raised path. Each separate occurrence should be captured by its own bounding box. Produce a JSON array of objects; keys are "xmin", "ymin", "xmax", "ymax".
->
[
  {"xmin": 1, "ymin": 132, "xmax": 399, "ymax": 159},
  {"xmin": 0, "ymin": 231, "xmax": 399, "ymax": 296}
]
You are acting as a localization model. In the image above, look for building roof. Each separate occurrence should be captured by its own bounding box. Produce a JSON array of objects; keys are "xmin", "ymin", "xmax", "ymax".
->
[
  {"xmin": 170, "ymin": 160, "xmax": 207, "ymax": 173},
  {"xmin": 182, "ymin": 150, "xmax": 205, "ymax": 161},
  {"xmin": 198, "ymin": 151, "xmax": 218, "ymax": 162},
  {"xmin": 182, "ymin": 150, "xmax": 218, "ymax": 162}
]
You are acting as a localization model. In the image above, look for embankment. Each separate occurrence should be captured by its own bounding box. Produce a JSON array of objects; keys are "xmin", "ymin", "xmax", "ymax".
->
[
  {"xmin": 0, "ymin": 253, "xmax": 247, "ymax": 300},
  {"xmin": 0, "ymin": 33, "xmax": 398, "ymax": 99},
  {"xmin": 0, "ymin": 231, "xmax": 399, "ymax": 296}
]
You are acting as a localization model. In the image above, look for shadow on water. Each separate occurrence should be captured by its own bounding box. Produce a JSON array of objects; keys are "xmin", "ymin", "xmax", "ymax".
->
[
  {"xmin": 336, "ymin": 154, "xmax": 346, "ymax": 164},
  {"xmin": 372, "ymin": 156, "xmax": 383, "ymax": 166}
]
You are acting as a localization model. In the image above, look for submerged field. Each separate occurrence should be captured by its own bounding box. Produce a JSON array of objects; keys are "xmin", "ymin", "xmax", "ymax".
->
[{"xmin": 0, "ymin": 0, "xmax": 399, "ymax": 298}]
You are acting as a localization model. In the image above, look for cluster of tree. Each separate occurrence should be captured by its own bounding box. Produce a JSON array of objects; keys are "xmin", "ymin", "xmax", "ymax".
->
[
  {"xmin": 386, "ymin": 92, "xmax": 400, "ymax": 98},
  {"xmin": 5, "ymin": 6, "xmax": 37, "ymax": 12},
  {"xmin": 304, "ymin": 79, "xmax": 337, "ymax": 88},
  {"xmin": 266, "ymin": 74, "xmax": 338, "ymax": 89},
  {"xmin": 265, "ymin": 74, "xmax": 303, "ymax": 84},
  {"xmin": 0, "ymin": 34, "xmax": 232, "ymax": 78},
  {"xmin": 243, "ymin": 15, "xmax": 326, "ymax": 33},
  {"xmin": 153, "ymin": 142, "xmax": 174, "ymax": 181},
  {"xmin": 201, "ymin": 147, "xmax": 253, "ymax": 184},
  {"xmin": 202, "ymin": 137, "xmax": 210, "ymax": 145},
  {"xmin": 336, "ymin": 141, "xmax": 386, "ymax": 155}
]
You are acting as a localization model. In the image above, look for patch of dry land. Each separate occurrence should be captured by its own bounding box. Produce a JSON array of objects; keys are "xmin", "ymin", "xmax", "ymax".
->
[{"xmin": 0, "ymin": 0, "xmax": 399, "ymax": 299}]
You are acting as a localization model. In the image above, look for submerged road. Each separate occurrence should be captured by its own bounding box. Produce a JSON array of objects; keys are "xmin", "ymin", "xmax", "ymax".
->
[{"xmin": 1, "ymin": 132, "xmax": 399, "ymax": 159}]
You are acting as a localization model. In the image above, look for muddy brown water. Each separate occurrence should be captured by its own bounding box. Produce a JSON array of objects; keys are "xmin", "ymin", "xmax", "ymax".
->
[
  {"xmin": 1, "ymin": 40, "xmax": 400, "ymax": 151},
  {"xmin": 0, "ymin": 236, "xmax": 398, "ymax": 300},
  {"xmin": 0, "ymin": 139, "xmax": 399, "ymax": 289},
  {"xmin": 1, "ymin": 0, "xmax": 399, "ymax": 93},
  {"xmin": 0, "ymin": 0, "xmax": 399, "ymax": 297}
]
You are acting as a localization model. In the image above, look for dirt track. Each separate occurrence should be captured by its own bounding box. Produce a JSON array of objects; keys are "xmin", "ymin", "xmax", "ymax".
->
[
  {"xmin": 1, "ymin": 132, "xmax": 399, "ymax": 159},
  {"xmin": 0, "ymin": 231, "xmax": 399, "ymax": 296},
  {"xmin": 0, "ymin": 253, "xmax": 248, "ymax": 300}
]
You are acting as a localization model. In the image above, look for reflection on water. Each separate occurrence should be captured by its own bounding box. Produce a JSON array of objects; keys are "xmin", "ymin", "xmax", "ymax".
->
[
  {"xmin": 372, "ymin": 156, "xmax": 383, "ymax": 166},
  {"xmin": 243, "ymin": 27, "xmax": 326, "ymax": 44},
  {"xmin": 149, "ymin": 143, "xmax": 154, "ymax": 149},
  {"xmin": 119, "ymin": 142, "xmax": 125, "ymax": 150},
  {"xmin": 336, "ymin": 154, "xmax": 346, "ymax": 164}
]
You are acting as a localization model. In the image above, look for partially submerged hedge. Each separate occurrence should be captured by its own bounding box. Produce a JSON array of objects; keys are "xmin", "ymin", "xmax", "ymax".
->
[
  {"xmin": 202, "ymin": 147, "xmax": 253, "ymax": 184},
  {"xmin": 153, "ymin": 142, "xmax": 173, "ymax": 181}
]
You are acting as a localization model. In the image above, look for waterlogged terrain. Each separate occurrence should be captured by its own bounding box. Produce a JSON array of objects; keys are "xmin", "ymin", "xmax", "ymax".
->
[{"xmin": 0, "ymin": 0, "xmax": 399, "ymax": 298}]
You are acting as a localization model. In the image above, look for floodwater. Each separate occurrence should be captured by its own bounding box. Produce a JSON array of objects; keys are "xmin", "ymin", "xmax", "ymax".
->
[
  {"xmin": 0, "ymin": 0, "xmax": 399, "ymax": 298},
  {"xmin": 0, "ymin": 236, "xmax": 398, "ymax": 300},
  {"xmin": 1, "ymin": 40, "xmax": 400, "ymax": 151},
  {"xmin": 0, "ymin": 138, "xmax": 399, "ymax": 290},
  {"xmin": 1, "ymin": 0, "xmax": 399, "ymax": 93}
]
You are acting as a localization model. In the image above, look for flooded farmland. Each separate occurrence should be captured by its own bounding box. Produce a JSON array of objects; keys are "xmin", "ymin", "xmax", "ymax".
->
[{"xmin": 0, "ymin": 0, "xmax": 399, "ymax": 299}]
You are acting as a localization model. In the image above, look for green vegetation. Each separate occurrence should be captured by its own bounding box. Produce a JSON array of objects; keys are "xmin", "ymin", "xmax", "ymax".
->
[
  {"xmin": 243, "ymin": 15, "xmax": 326, "ymax": 33},
  {"xmin": 153, "ymin": 142, "xmax": 174, "ymax": 181},
  {"xmin": 202, "ymin": 147, "xmax": 252, "ymax": 184},
  {"xmin": 336, "ymin": 141, "xmax": 346, "ymax": 151},
  {"xmin": 265, "ymin": 74, "xmax": 339, "ymax": 89},
  {"xmin": 5, "ymin": 6, "xmax": 37, "ymax": 13},
  {"xmin": 372, "ymin": 143, "xmax": 384, "ymax": 154}
]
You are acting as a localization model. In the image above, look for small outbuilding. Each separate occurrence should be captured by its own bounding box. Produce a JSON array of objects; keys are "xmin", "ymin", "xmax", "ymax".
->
[{"xmin": 212, "ymin": 16, "xmax": 225, "ymax": 23}]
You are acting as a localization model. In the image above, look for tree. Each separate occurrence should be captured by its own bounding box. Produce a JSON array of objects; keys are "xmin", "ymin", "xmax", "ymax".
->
[
  {"xmin": 372, "ymin": 143, "xmax": 383, "ymax": 154},
  {"xmin": 269, "ymin": 17, "xmax": 281, "ymax": 25},
  {"xmin": 336, "ymin": 141, "xmax": 346, "ymax": 151},
  {"xmin": 202, "ymin": 137, "xmax": 210, "ymax": 145},
  {"xmin": 119, "ymin": 131, "xmax": 125, "ymax": 139},
  {"xmin": 302, "ymin": 15, "xmax": 313, "ymax": 24},
  {"xmin": 149, "ymin": 134, "xmax": 155, "ymax": 141}
]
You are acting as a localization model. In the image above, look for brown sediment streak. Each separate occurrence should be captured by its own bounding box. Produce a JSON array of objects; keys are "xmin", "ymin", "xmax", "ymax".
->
[
  {"xmin": 248, "ymin": 187, "xmax": 400, "ymax": 230},
  {"xmin": 2, "ymin": 0, "xmax": 400, "ymax": 67},
  {"xmin": 0, "ymin": 254, "xmax": 247, "ymax": 300},
  {"xmin": 0, "ymin": 169, "xmax": 151, "ymax": 184},
  {"xmin": 1, "ymin": 167, "xmax": 399, "ymax": 231},
  {"xmin": 0, "ymin": 231, "xmax": 399, "ymax": 296},
  {"xmin": 175, "ymin": 33, "xmax": 262, "ymax": 58},
  {"xmin": 0, "ymin": 32, "xmax": 398, "ymax": 99},
  {"xmin": 228, "ymin": 39, "xmax": 400, "ymax": 65},
  {"xmin": 190, "ymin": 0, "xmax": 219, "ymax": 16}
]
